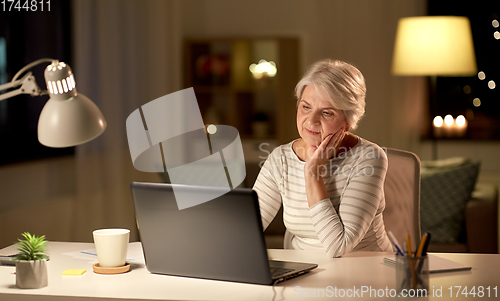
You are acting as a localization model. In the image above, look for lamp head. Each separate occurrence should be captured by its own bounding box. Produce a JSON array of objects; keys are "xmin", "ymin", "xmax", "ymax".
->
[{"xmin": 38, "ymin": 61, "xmax": 107, "ymax": 147}]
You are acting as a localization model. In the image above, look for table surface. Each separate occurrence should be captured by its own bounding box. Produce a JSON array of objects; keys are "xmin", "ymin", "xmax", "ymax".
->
[{"xmin": 1, "ymin": 242, "xmax": 499, "ymax": 301}]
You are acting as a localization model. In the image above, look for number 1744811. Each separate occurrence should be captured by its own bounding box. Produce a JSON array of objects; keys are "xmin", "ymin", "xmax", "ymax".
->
[{"xmin": 1, "ymin": 0, "xmax": 50, "ymax": 12}]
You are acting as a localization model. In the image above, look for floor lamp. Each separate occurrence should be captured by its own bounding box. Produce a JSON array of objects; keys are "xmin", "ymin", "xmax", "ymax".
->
[
  {"xmin": 0, "ymin": 58, "xmax": 106, "ymax": 147},
  {"xmin": 392, "ymin": 16, "xmax": 477, "ymax": 160}
]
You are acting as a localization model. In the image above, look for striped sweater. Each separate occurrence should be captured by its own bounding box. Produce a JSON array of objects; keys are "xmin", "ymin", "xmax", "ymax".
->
[{"xmin": 253, "ymin": 137, "xmax": 393, "ymax": 257}]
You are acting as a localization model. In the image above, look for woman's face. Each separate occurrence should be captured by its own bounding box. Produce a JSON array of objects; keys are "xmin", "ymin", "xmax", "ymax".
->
[{"xmin": 297, "ymin": 85, "xmax": 349, "ymax": 147}]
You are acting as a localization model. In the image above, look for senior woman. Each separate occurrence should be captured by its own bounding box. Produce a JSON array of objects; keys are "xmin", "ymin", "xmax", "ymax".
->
[{"xmin": 253, "ymin": 59, "xmax": 392, "ymax": 257}]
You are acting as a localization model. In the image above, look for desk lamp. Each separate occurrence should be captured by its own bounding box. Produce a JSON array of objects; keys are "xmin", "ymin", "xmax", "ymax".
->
[
  {"xmin": 392, "ymin": 16, "xmax": 477, "ymax": 159},
  {"xmin": 0, "ymin": 58, "xmax": 106, "ymax": 147}
]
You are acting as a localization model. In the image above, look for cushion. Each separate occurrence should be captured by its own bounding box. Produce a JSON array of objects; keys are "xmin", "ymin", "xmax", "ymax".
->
[{"xmin": 420, "ymin": 158, "xmax": 480, "ymax": 243}]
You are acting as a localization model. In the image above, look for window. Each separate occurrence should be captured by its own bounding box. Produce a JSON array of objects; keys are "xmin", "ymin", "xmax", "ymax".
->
[
  {"xmin": 0, "ymin": 1, "xmax": 73, "ymax": 165},
  {"xmin": 429, "ymin": 0, "xmax": 500, "ymax": 139}
]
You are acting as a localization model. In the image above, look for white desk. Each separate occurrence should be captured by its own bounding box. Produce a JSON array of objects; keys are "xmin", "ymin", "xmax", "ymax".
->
[{"xmin": 1, "ymin": 242, "xmax": 499, "ymax": 300}]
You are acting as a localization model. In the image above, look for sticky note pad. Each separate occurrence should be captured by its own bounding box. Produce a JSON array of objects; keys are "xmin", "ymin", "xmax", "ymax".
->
[{"xmin": 62, "ymin": 269, "xmax": 86, "ymax": 276}]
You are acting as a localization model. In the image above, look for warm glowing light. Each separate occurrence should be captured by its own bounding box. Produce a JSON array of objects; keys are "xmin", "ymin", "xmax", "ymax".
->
[
  {"xmin": 456, "ymin": 115, "xmax": 466, "ymax": 126},
  {"xmin": 70, "ymin": 75, "xmax": 76, "ymax": 89},
  {"xmin": 495, "ymin": 31, "xmax": 500, "ymax": 40},
  {"xmin": 249, "ymin": 59, "xmax": 277, "ymax": 79},
  {"xmin": 488, "ymin": 80, "xmax": 496, "ymax": 89},
  {"xmin": 66, "ymin": 77, "xmax": 73, "ymax": 90},
  {"xmin": 444, "ymin": 115, "xmax": 454, "ymax": 126},
  {"xmin": 57, "ymin": 80, "xmax": 63, "ymax": 94},
  {"xmin": 473, "ymin": 98, "xmax": 481, "ymax": 107},
  {"xmin": 207, "ymin": 124, "xmax": 217, "ymax": 134},
  {"xmin": 51, "ymin": 82, "xmax": 58, "ymax": 94},
  {"xmin": 62, "ymin": 79, "xmax": 68, "ymax": 92},
  {"xmin": 478, "ymin": 71, "xmax": 486, "ymax": 80},
  {"xmin": 392, "ymin": 16, "xmax": 477, "ymax": 76},
  {"xmin": 493, "ymin": 20, "xmax": 500, "ymax": 28},
  {"xmin": 433, "ymin": 116, "xmax": 444, "ymax": 127},
  {"xmin": 463, "ymin": 85, "xmax": 471, "ymax": 94}
]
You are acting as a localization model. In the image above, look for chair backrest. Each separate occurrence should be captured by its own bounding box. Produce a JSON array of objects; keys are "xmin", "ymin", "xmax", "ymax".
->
[{"xmin": 383, "ymin": 148, "xmax": 421, "ymax": 248}]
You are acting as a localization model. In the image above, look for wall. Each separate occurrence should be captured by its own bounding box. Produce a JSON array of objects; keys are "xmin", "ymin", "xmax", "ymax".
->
[
  {"xmin": 178, "ymin": 0, "xmax": 499, "ymax": 184},
  {"xmin": 179, "ymin": 0, "xmax": 428, "ymax": 150}
]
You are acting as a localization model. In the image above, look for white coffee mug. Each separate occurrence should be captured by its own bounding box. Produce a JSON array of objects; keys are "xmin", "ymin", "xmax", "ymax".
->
[{"xmin": 93, "ymin": 229, "xmax": 130, "ymax": 267}]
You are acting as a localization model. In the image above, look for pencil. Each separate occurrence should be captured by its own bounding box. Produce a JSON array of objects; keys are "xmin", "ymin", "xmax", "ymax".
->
[
  {"xmin": 415, "ymin": 233, "xmax": 428, "ymax": 258},
  {"xmin": 407, "ymin": 235, "xmax": 417, "ymax": 289},
  {"xmin": 406, "ymin": 235, "xmax": 413, "ymax": 258}
]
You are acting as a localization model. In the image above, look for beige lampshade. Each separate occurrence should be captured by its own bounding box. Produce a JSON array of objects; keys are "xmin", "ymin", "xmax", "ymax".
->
[
  {"xmin": 38, "ymin": 93, "xmax": 106, "ymax": 147},
  {"xmin": 38, "ymin": 61, "xmax": 106, "ymax": 147},
  {"xmin": 392, "ymin": 16, "xmax": 477, "ymax": 76}
]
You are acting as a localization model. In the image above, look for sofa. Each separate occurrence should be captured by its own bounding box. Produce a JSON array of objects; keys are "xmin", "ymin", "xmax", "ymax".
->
[{"xmin": 427, "ymin": 182, "xmax": 498, "ymax": 253}]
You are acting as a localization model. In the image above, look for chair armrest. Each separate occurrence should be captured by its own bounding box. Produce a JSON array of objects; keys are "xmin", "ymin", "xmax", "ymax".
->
[{"xmin": 465, "ymin": 183, "xmax": 498, "ymax": 253}]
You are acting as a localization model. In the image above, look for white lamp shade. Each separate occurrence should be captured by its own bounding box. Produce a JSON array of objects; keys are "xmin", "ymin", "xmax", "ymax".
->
[
  {"xmin": 392, "ymin": 16, "xmax": 477, "ymax": 76},
  {"xmin": 38, "ymin": 93, "xmax": 107, "ymax": 147}
]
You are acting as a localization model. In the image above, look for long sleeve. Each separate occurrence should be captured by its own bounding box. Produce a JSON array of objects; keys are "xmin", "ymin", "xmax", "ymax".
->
[
  {"xmin": 307, "ymin": 148, "xmax": 389, "ymax": 257},
  {"xmin": 252, "ymin": 148, "xmax": 283, "ymax": 230}
]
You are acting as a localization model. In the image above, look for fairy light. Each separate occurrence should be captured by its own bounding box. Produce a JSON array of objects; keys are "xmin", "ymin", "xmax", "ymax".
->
[{"xmin": 249, "ymin": 59, "xmax": 277, "ymax": 79}]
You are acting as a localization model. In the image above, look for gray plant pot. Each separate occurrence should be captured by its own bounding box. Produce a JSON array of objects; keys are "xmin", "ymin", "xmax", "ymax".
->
[{"xmin": 16, "ymin": 259, "xmax": 48, "ymax": 289}]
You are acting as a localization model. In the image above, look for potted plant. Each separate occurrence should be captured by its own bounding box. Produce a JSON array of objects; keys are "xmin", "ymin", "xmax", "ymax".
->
[{"xmin": 14, "ymin": 232, "xmax": 49, "ymax": 289}]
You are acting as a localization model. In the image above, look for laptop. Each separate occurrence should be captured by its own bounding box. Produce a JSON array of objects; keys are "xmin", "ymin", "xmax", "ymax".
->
[{"xmin": 130, "ymin": 182, "xmax": 318, "ymax": 285}]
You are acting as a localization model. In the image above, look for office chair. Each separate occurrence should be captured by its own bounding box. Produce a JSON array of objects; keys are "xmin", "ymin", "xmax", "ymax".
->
[{"xmin": 383, "ymin": 148, "xmax": 422, "ymax": 248}]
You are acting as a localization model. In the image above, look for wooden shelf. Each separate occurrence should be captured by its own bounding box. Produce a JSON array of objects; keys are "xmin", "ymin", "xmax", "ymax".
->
[{"xmin": 184, "ymin": 37, "xmax": 299, "ymax": 143}]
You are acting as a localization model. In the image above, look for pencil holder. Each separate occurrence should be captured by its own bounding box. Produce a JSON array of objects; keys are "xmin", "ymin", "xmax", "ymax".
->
[{"xmin": 396, "ymin": 254, "xmax": 429, "ymax": 295}]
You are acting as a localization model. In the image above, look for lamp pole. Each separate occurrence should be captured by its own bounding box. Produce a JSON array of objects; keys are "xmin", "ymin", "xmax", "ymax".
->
[{"xmin": 430, "ymin": 75, "xmax": 438, "ymax": 160}]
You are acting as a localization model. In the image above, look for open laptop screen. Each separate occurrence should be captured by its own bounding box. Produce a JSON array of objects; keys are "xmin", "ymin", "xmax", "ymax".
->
[{"xmin": 131, "ymin": 182, "xmax": 273, "ymax": 284}]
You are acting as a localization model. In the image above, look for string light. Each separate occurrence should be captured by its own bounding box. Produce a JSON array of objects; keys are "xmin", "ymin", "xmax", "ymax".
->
[
  {"xmin": 463, "ymin": 85, "xmax": 471, "ymax": 94},
  {"xmin": 488, "ymin": 80, "xmax": 496, "ymax": 89},
  {"xmin": 249, "ymin": 60, "xmax": 277, "ymax": 79}
]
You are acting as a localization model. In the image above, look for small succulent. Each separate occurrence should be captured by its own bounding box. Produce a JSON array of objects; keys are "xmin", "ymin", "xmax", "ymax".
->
[{"xmin": 13, "ymin": 232, "xmax": 49, "ymax": 261}]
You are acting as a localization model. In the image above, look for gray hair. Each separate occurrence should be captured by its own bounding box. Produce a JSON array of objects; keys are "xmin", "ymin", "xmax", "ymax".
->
[{"xmin": 295, "ymin": 59, "xmax": 366, "ymax": 130}]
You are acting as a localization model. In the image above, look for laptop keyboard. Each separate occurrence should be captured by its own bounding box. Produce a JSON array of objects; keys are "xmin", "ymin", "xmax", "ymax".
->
[{"xmin": 270, "ymin": 267, "xmax": 294, "ymax": 278}]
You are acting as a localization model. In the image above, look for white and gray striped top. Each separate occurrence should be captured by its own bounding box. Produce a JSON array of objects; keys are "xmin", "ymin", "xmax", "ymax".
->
[{"xmin": 253, "ymin": 137, "xmax": 393, "ymax": 257}]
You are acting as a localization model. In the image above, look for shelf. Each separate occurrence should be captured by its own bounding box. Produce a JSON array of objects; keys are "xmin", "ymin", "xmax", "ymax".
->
[{"xmin": 184, "ymin": 37, "xmax": 299, "ymax": 143}]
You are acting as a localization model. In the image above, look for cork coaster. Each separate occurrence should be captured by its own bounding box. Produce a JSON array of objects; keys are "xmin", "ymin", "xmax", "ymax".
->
[{"xmin": 92, "ymin": 263, "xmax": 130, "ymax": 274}]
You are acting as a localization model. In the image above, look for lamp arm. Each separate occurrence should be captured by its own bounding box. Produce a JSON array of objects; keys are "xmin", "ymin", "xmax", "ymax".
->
[
  {"xmin": 0, "ymin": 72, "xmax": 42, "ymax": 101},
  {"xmin": 12, "ymin": 58, "xmax": 56, "ymax": 81},
  {"xmin": 0, "ymin": 72, "xmax": 31, "ymax": 90},
  {"xmin": 0, "ymin": 58, "xmax": 55, "ymax": 101}
]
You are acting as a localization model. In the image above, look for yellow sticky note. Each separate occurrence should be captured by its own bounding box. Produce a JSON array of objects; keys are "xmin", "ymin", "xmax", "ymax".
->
[{"xmin": 62, "ymin": 269, "xmax": 86, "ymax": 276}]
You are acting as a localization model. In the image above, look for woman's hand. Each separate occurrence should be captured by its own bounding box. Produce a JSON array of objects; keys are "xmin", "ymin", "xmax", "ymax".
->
[
  {"xmin": 304, "ymin": 126, "xmax": 346, "ymax": 177},
  {"xmin": 304, "ymin": 127, "xmax": 346, "ymax": 207}
]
